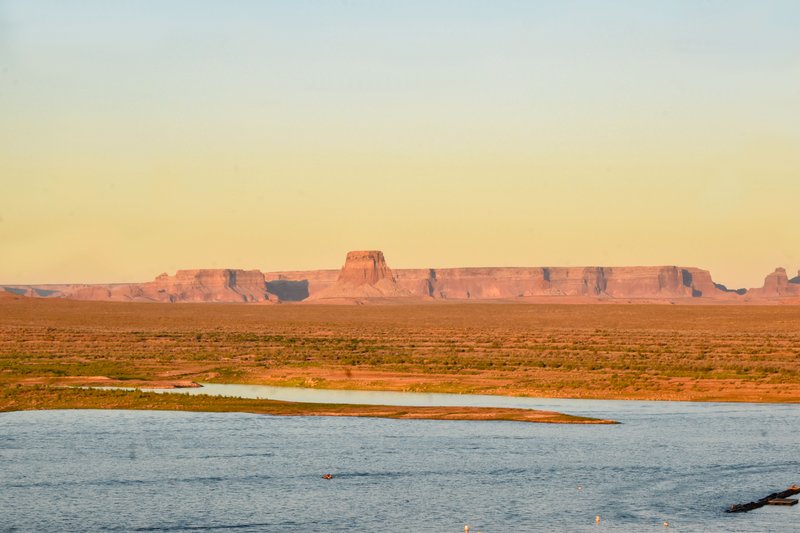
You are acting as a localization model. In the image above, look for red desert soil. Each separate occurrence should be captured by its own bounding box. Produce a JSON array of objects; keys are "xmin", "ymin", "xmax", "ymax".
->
[{"xmin": 1, "ymin": 298, "xmax": 800, "ymax": 404}]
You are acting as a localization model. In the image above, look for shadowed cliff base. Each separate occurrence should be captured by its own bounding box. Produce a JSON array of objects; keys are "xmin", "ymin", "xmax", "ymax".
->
[{"xmin": 265, "ymin": 279, "xmax": 309, "ymax": 301}]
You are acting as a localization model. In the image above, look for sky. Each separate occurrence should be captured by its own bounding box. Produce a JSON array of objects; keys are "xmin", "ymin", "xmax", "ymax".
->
[{"xmin": 1, "ymin": 0, "xmax": 799, "ymax": 288}]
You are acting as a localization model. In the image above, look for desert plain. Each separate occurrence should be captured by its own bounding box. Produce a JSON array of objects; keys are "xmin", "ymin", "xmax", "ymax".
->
[{"xmin": 2, "ymin": 296, "xmax": 799, "ymax": 422}]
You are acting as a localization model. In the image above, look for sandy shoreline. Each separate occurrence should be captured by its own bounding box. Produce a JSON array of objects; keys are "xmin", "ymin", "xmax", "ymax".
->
[{"xmin": 0, "ymin": 386, "xmax": 617, "ymax": 424}]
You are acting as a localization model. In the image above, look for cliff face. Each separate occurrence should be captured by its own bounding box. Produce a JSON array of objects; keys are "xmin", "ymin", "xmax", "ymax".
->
[
  {"xmin": 69, "ymin": 286, "xmax": 114, "ymax": 301},
  {"xmin": 337, "ymin": 251, "xmax": 394, "ymax": 286},
  {"xmin": 44, "ymin": 269, "xmax": 274, "ymax": 303},
  {"xmin": 543, "ymin": 267, "xmax": 606, "ymax": 296},
  {"xmin": 307, "ymin": 251, "xmax": 411, "ymax": 300},
  {"xmin": 396, "ymin": 267, "xmax": 548, "ymax": 299},
  {"xmin": 143, "ymin": 269, "xmax": 272, "ymax": 303},
  {"xmin": 601, "ymin": 267, "xmax": 683, "ymax": 298},
  {"xmin": 748, "ymin": 268, "xmax": 800, "ymax": 299},
  {"xmin": 394, "ymin": 269, "xmax": 438, "ymax": 297},
  {"xmin": 389, "ymin": 263, "xmax": 734, "ymax": 300}
]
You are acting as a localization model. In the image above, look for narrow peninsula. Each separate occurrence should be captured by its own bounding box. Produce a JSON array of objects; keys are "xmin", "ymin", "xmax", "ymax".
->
[{"xmin": 0, "ymin": 386, "xmax": 616, "ymax": 424}]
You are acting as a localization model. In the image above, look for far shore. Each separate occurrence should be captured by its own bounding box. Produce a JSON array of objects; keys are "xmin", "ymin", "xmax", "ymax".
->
[
  {"xmin": 3, "ymin": 299, "xmax": 800, "ymax": 405},
  {"xmin": 0, "ymin": 386, "xmax": 617, "ymax": 424}
]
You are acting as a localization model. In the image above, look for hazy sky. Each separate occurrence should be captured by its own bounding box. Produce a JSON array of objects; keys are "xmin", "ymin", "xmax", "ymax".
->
[{"xmin": 1, "ymin": 1, "xmax": 798, "ymax": 287}]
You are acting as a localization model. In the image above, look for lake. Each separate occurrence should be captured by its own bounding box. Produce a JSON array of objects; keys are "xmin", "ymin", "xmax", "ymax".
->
[{"xmin": 1, "ymin": 392, "xmax": 798, "ymax": 531}]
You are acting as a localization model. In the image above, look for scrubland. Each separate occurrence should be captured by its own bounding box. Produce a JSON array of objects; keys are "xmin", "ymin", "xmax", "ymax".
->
[{"xmin": 2, "ymin": 298, "xmax": 800, "ymax": 403}]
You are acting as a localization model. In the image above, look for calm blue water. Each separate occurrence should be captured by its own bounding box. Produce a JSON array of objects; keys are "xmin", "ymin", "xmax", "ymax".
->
[{"xmin": 1, "ymin": 399, "xmax": 799, "ymax": 532}]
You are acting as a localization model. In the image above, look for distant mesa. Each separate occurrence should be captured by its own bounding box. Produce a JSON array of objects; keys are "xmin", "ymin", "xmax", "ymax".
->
[
  {"xmin": 147, "ymin": 269, "xmax": 273, "ymax": 303},
  {"xmin": 2, "ymin": 251, "xmax": 799, "ymax": 305},
  {"xmin": 15, "ymin": 269, "xmax": 277, "ymax": 304}
]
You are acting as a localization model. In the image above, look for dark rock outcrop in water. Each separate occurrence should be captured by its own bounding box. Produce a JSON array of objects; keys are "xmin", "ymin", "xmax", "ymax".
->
[{"xmin": 726, "ymin": 485, "xmax": 800, "ymax": 513}]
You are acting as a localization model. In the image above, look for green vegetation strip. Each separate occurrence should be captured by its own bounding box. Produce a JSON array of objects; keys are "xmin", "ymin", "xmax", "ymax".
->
[{"xmin": 0, "ymin": 386, "xmax": 616, "ymax": 424}]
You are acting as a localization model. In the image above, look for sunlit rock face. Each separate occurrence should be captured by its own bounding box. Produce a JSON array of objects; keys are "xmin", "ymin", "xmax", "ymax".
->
[
  {"xmin": 337, "ymin": 251, "xmax": 394, "ymax": 286},
  {"xmin": 56, "ymin": 269, "xmax": 274, "ymax": 303},
  {"xmin": 763, "ymin": 268, "xmax": 790, "ymax": 296},
  {"xmin": 308, "ymin": 251, "xmax": 411, "ymax": 300},
  {"xmin": 747, "ymin": 268, "xmax": 800, "ymax": 299},
  {"xmin": 397, "ymin": 267, "xmax": 550, "ymax": 299},
  {"xmin": 395, "ymin": 265, "xmax": 735, "ymax": 300},
  {"xmin": 144, "ymin": 269, "xmax": 272, "ymax": 302}
]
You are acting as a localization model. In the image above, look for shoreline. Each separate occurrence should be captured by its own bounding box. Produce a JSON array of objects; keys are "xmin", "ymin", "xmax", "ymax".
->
[
  {"xmin": 13, "ymin": 373, "xmax": 800, "ymax": 404},
  {"xmin": 200, "ymin": 375, "xmax": 800, "ymax": 404},
  {"xmin": 0, "ymin": 386, "xmax": 617, "ymax": 424},
  {"xmin": 196, "ymin": 380, "xmax": 800, "ymax": 405}
]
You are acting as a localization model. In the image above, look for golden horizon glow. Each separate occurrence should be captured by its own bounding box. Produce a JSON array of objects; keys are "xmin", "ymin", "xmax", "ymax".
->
[{"xmin": 1, "ymin": 1, "xmax": 799, "ymax": 288}]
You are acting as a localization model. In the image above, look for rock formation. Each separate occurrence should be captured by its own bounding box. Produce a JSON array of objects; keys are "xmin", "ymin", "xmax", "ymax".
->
[
  {"xmin": 9, "ymin": 269, "xmax": 276, "ymax": 303},
  {"xmin": 149, "ymin": 269, "xmax": 273, "ymax": 303},
  {"xmin": 763, "ymin": 267, "xmax": 790, "ymax": 295},
  {"xmin": 69, "ymin": 286, "xmax": 114, "ymax": 301},
  {"xmin": 308, "ymin": 251, "xmax": 411, "ymax": 300},
  {"xmin": 747, "ymin": 268, "xmax": 800, "ymax": 299},
  {"xmin": 338, "ymin": 251, "xmax": 394, "ymax": 286},
  {"xmin": 392, "ymin": 265, "xmax": 736, "ymax": 300},
  {"xmin": 144, "ymin": 269, "xmax": 272, "ymax": 303}
]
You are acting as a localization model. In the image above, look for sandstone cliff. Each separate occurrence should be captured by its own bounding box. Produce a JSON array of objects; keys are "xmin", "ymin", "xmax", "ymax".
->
[
  {"xmin": 142, "ymin": 269, "xmax": 273, "ymax": 303},
  {"xmin": 747, "ymin": 268, "xmax": 800, "ymax": 299},
  {"xmin": 35, "ymin": 269, "xmax": 276, "ymax": 303},
  {"xmin": 381, "ymin": 260, "xmax": 738, "ymax": 301},
  {"xmin": 307, "ymin": 251, "xmax": 412, "ymax": 300}
]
